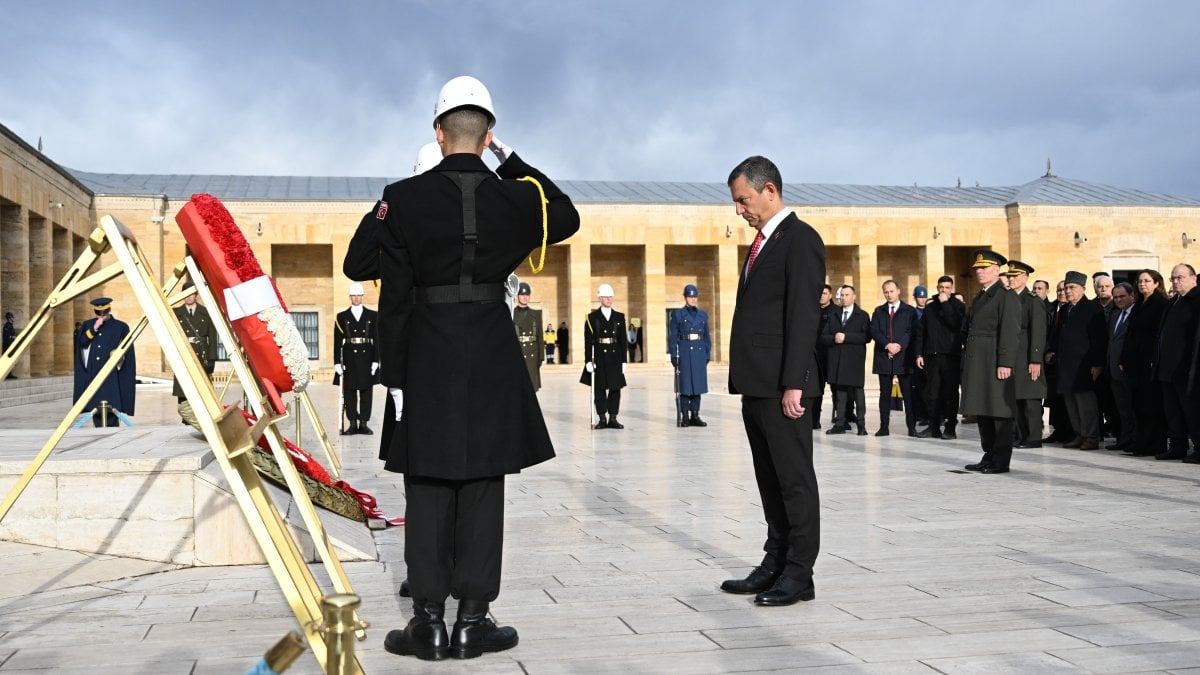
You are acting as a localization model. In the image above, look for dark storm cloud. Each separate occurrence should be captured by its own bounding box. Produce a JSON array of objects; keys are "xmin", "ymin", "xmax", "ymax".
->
[{"xmin": 2, "ymin": 0, "xmax": 1198, "ymax": 198}]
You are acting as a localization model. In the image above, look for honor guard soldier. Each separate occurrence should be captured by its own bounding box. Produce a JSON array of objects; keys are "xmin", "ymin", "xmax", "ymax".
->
[
  {"xmin": 172, "ymin": 282, "xmax": 218, "ymax": 410},
  {"xmin": 581, "ymin": 283, "xmax": 628, "ymax": 429},
  {"xmin": 344, "ymin": 75, "xmax": 580, "ymax": 661},
  {"xmin": 2, "ymin": 311, "xmax": 15, "ymax": 352},
  {"xmin": 334, "ymin": 282, "xmax": 380, "ymax": 435},
  {"xmin": 74, "ymin": 297, "xmax": 136, "ymax": 427},
  {"xmin": 1006, "ymin": 261, "xmax": 1048, "ymax": 448},
  {"xmin": 512, "ymin": 282, "xmax": 544, "ymax": 390},
  {"xmin": 669, "ymin": 284, "xmax": 711, "ymax": 427},
  {"xmin": 961, "ymin": 250, "xmax": 1021, "ymax": 473}
]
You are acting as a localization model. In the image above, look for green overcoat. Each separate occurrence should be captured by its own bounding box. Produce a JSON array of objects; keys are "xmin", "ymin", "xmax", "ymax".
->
[
  {"xmin": 1013, "ymin": 288, "xmax": 1048, "ymax": 400},
  {"xmin": 960, "ymin": 281, "xmax": 1020, "ymax": 418}
]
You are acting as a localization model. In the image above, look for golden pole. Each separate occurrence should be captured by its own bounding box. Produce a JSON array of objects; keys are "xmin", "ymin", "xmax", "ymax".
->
[
  {"xmin": 298, "ymin": 390, "xmax": 342, "ymax": 479},
  {"xmin": 314, "ymin": 594, "xmax": 366, "ymax": 675}
]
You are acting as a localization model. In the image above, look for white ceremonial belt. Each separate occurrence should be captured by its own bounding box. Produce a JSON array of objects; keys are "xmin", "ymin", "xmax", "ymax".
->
[{"xmin": 682, "ymin": 333, "xmax": 703, "ymax": 340}]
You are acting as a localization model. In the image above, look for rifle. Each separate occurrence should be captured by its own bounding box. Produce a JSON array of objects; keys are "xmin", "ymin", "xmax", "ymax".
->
[{"xmin": 673, "ymin": 342, "xmax": 684, "ymax": 427}]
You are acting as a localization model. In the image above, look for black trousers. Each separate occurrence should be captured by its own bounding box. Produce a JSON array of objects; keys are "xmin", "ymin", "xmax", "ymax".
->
[
  {"xmin": 680, "ymin": 394, "xmax": 702, "ymax": 413},
  {"xmin": 404, "ymin": 475, "xmax": 505, "ymax": 604},
  {"xmin": 1015, "ymin": 398, "xmax": 1043, "ymax": 444},
  {"xmin": 594, "ymin": 388, "xmax": 622, "ymax": 417},
  {"xmin": 833, "ymin": 385, "xmax": 866, "ymax": 430},
  {"xmin": 741, "ymin": 396, "xmax": 820, "ymax": 581},
  {"xmin": 977, "ymin": 416, "xmax": 1015, "ymax": 468},
  {"xmin": 1162, "ymin": 381, "xmax": 1200, "ymax": 454},
  {"xmin": 344, "ymin": 385, "xmax": 373, "ymax": 423},
  {"xmin": 876, "ymin": 373, "xmax": 915, "ymax": 432},
  {"xmin": 922, "ymin": 354, "xmax": 960, "ymax": 431},
  {"xmin": 1131, "ymin": 373, "xmax": 1166, "ymax": 453}
]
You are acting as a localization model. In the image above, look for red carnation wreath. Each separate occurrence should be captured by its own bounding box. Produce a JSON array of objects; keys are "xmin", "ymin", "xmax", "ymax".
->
[{"xmin": 176, "ymin": 193, "xmax": 310, "ymax": 414}]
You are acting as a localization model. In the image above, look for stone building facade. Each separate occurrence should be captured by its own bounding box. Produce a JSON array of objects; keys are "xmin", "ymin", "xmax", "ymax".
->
[{"xmin": 4, "ymin": 122, "xmax": 1199, "ymax": 380}]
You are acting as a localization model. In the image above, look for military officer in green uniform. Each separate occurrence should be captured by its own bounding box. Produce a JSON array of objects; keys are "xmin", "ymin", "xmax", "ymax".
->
[
  {"xmin": 581, "ymin": 283, "xmax": 628, "ymax": 429},
  {"xmin": 961, "ymin": 249, "xmax": 1021, "ymax": 473},
  {"xmin": 512, "ymin": 281, "xmax": 543, "ymax": 390},
  {"xmin": 172, "ymin": 282, "xmax": 218, "ymax": 414},
  {"xmin": 1007, "ymin": 260, "xmax": 1048, "ymax": 448}
]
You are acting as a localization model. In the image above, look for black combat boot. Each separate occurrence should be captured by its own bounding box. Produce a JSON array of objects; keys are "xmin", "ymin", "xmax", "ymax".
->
[
  {"xmin": 690, "ymin": 411, "xmax": 708, "ymax": 427},
  {"xmin": 593, "ymin": 415, "xmax": 608, "ymax": 430},
  {"xmin": 384, "ymin": 600, "xmax": 449, "ymax": 661},
  {"xmin": 607, "ymin": 416, "xmax": 625, "ymax": 429},
  {"xmin": 450, "ymin": 600, "xmax": 518, "ymax": 659},
  {"xmin": 677, "ymin": 412, "xmax": 689, "ymax": 428},
  {"xmin": 358, "ymin": 420, "xmax": 373, "ymax": 435}
]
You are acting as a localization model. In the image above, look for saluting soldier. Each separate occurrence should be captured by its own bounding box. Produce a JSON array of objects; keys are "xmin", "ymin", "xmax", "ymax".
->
[
  {"xmin": 74, "ymin": 297, "xmax": 136, "ymax": 427},
  {"xmin": 333, "ymin": 282, "xmax": 380, "ymax": 435},
  {"xmin": 1007, "ymin": 261, "xmax": 1048, "ymax": 448},
  {"xmin": 581, "ymin": 283, "xmax": 628, "ymax": 429},
  {"xmin": 512, "ymin": 281, "xmax": 543, "ymax": 390},
  {"xmin": 668, "ymin": 284, "xmax": 711, "ymax": 427},
  {"xmin": 961, "ymin": 250, "xmax": 1021, "ymax": 473},
  {"xmin": 172, "ymin": 282, "xmax": 218, "ymax": 413}
]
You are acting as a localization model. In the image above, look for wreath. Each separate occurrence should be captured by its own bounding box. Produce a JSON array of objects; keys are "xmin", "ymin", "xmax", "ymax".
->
[{"xmin": 175, "ymin": 193, "xmax": 310, "ymax": 413}]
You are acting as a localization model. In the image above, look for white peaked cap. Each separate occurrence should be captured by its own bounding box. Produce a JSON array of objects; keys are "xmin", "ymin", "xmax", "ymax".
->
[
  {"xmin": 348, "ymin": 282, "xmax": 365, "ymax": 296},
  {"xmin": 412, "ymin": 142, "xmax": 443, "ymax": 175},
  {"xmin": 597, "ymin": 283, "xmax": 614, "ymax": 297}
]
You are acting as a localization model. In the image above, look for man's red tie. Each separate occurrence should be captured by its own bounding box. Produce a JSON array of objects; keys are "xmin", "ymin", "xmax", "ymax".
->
[
  {"xmin": 888, "ymin": 305, "xmax": 895, "ymax": 341},
  {"xmin": 745, "ymin": 230, "xmax": 765, "ymax": 276}
]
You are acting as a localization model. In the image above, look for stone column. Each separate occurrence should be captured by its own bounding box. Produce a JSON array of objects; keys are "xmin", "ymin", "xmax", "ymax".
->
[
  {"xmin": 717, "ymin": 244, "xmax": 741, "ymax": 367},
  {"xmin": 569, "ymin": 243, "xmax": 591, "ymax": 363},
  {"xmin": 1, "ymin": 203, "xmax": 30, "ymax": 377},
  {"xmin": 644, "ymin": 243, "xmax": 666, "ymax": 365},
  {"xmin": 925, "ymin": 243, "xmax": 945, "ymax": 288},
  {"xmin": 53, "ymin": 226, "xmax": 73, "ymax": 375},
  {"xmin": 28, "ymin": 214, "xmax": 53, "ymax": 377}
]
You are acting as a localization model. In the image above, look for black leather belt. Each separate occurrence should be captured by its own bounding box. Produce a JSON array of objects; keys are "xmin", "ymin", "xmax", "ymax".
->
[{"xmin": 414, "ymin": 284, "xmax": 505, "ymax": 304}]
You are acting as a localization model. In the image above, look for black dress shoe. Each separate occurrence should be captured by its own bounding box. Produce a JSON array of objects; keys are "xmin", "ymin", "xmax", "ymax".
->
[
  {"xmin": 1156, "ymin": 450, "xmax": 1188, "ymax": 460},
  {"xmin": 915, "ymin": 427, "xmax": 941, "ymax": 439},
  {"xmin": 593, "ymin": 416, "xmax": 608, "ymax": 430},
  {"xmin": 875, "ymin": 429, "xmax": 889, "ymax": 437},
  {"xmin": 964, "ymin": 461, "xmax": 991, "ymax": 472},
  {"xmin": 825, "ymin": 425, "xmax": 848, "ymax": 435},
  {"xmin": 857, "ymin": 428, "xmax": 868, "ymax": 436},
  {"xmin": 399, "ymin": 579, "xmax": 410, "ymax": 598},
  {"xmin": 1106, "ymin": 441, "xmax": 1129, "ymax": 451},
  {"xmin": 1184, "ymin": 454, "xmax": 1200, "ymax": 464},
  {"xmin": 754, "ymin": 576, "xmax": 815, "ymax": 606},
  {"xmin": 941, "ymin": 429, "xmax": 957, "ymax": 440},
  {"xmin": 689, "ymin": 412, "xmax": 708, "ymax": 427},
  {"xmin": 608, "ymin": 417, "xmax": 625, "ymax": 429},
  {"xmin": 980, "ymin": 466, "xmax": 1010, "ymax": 474},
  {"xmin": 342, "ymin": 425, "xmax": 358, "ymax": 436},
  {"xmin": 1014, "ymin": 442, "xmax": 1042, "ymax": 448},
  {"xmin": 720, "ymin": 566, "xmax": 778, "ymax": 594},
  {"xmin": 450, "ymin": 600, "xmax": 518, "ymax": 659},
  {"xmin": 907, "ymin": 428, "xmax": 918, "ymax": 437},
  {"xmin": 384, "ymin": 603, "xmax": 449, "ymax": 661}
]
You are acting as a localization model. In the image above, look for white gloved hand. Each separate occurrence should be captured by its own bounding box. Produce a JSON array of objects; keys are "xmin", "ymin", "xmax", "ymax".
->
[
  {"xmin": 585, "ymin": 362, "xmax": 595, "ymax": 373},
  {"xmin": 334, "ymin": 364, "xmax": 344, "ymax": 376},
  {"xmin": 389, "ymin": 387, "xmax": 404, "ymax": 421},
  {"xmin": 370, "ymin": 362, "xmax": 379, "ymax": 375},
  {"xmin": 488, "ymin": 137, "xmax": 512, "ymax": 163},
  {"xmin": 622, "ymin": 363, "xmax": 626, "ymax": 374}
]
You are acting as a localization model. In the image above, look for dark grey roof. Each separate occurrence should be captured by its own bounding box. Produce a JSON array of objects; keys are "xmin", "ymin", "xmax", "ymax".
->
[{"xmin": 66, "ymin": 168, "xmax": 1200, "ymax": 208}]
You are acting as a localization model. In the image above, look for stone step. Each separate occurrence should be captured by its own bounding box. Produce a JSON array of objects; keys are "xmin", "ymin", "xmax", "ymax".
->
[{"xmin": 0, "ymin": 376, "xmax": 74, "ymax": 409}]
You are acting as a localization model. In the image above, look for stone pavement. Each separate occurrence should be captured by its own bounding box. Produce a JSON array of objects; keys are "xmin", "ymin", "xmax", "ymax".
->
[{"xmin": 3, "ymin": 366, "xmax": 1200, "ymax": 673}]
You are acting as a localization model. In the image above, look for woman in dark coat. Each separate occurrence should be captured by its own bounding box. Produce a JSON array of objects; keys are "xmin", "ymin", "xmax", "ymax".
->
[{"xmin": 1120, "ymin": 269, "xmax": 1169, "ymax": 456}]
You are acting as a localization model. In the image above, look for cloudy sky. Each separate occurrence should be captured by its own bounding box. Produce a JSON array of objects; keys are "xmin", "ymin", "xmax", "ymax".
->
[{"xmin": 4, "ymin": 1, "xmax": 1198, "ymax": 198}]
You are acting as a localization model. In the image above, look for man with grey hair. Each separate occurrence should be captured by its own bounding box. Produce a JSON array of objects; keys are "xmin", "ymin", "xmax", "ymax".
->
[
  {"xmin": 1047, "ymin": 271, "xmax": 1107, "ymax": 450},
  {"xmin": 1154, "ymin": 263, "xmax": 1200, "ymax": 460}
]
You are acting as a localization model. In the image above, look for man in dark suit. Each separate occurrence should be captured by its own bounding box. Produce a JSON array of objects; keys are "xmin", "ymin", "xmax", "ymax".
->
[
  {"xmin": 1106, "ymin": 282, "xmax": 1136, "ymax": 450},
  {"xmin": 811, "ymin": 284, "xmax": 836, "ymax": 429},
  {"xmin": 333, "ymin": 282, "xmax": 381, "ymax": 435},
  {"xmin": 1046, "ymin": 271, "xmax": 1107, "ymax": 450},
  {"xmin": 1154, "ymin": 264, "xmax": 1200, "ymax": 461},
  {"xmin": 1042, "ymin": 280, "xmax": 1077, "ymax": 443},
  {"xmin": 581, "ymin": 284, "xmax": 628, "ymax": 429},
  {"xmin": 914, "ymin": 275, "xmax": 965, "ymax": 440},
  {"xmin": 823, "ymin": 285, "xmax": 871, "ymax": 435},
  {"xmin": 343, "ymin": 75, "xmax": 580, "ymax": 661},
  {"xmin": 719, "ymin": 155, "xmax": 825, "ymax": 607},
  {"xmin": 1006, "ymin": 261, "xmax": 1047, "ymax": 448},
  {"xmin": 870, "ymin": 280, "xmax": 918, "ymax": 437},
  {"xmin": 961, "ymin": 250, "xmax": 1020, "ymax": 473}
]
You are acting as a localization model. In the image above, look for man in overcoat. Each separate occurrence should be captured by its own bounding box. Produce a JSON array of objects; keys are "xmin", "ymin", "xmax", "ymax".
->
[
  {"xmin": 823, "ymin": 285, "xmax": 871, "ymax": 436},
  {"xmin": 333, "ymin": 282, "xmax": 381, "ymax": 435},
  {"xmin": 720, "ymin": 155, "xmax": 825, "ymax": 607},
  {"xmin": 172, "ymin": 283, "xmax": 218, "ymax": 417},
  {"xmin": 869, "ymin": 280, "xmax": 918, "ymax": 437},
  {"xmin": 343, "ymin": 75, "xmax": 580, "ymax": 661},
  {"xmin": 1155, "ymin": 264, "xmax": 1200, "ymax": 460},
  {"xmin": 581, "ymin": 283, "xmax": 628, "ymax": 429},
  {"xmin": 511, "ymin": 282, "xmax": 543, "ymax": 390},
  {"xmin": 1006, "ymin": 261, "xmax": 1047, "ymax": 448},
  {"xmin": 74, "ymin": 297, "xmax": 136, "ymax": 427},
  {"xmin": 961, "ymin": 250, "xmax": 1020, "ymax": 473},
  {"xmin": 1046, "ymin": 271, "xmax": 1107, "ymax": 450},
  {"xmin": 668, "ymin": 284, "xmax": 711, "ymax": 427},
  {"xmin": 914, "ymin": 275, "xmax": 965, "ymax": 439}
]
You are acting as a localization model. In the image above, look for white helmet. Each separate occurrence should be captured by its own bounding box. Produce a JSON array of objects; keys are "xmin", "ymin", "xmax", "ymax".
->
[
  {"xmin": 433, "ymin": 75, "xmax": 495, "ymax": 129},
  {"xmin": 348, "ymin": 282, "xmax": 365, "ymax": 296},
  {"xmin": 597, "ymin": 283, "xmax": 614, "ymax": 297},
  {"xmin": 412, "ymin": 142, "xmax": 443, "ymax": 175}
]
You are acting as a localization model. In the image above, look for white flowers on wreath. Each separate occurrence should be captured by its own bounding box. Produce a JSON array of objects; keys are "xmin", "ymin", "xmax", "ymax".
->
[{"xmin": 259, "ymin": 306, "xmax": 311, "ymax": 392}]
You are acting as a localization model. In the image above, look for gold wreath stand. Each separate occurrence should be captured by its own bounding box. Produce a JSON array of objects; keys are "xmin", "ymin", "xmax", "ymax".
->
[{"xmin": 0, "ymin": 216, "xmax": 363, "ymax": 673}]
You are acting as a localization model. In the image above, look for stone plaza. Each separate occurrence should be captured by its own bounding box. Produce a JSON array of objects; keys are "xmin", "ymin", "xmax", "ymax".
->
[{"xmin": 2, "ymin": 366, "xmax": 1200, "ymax": 673}]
